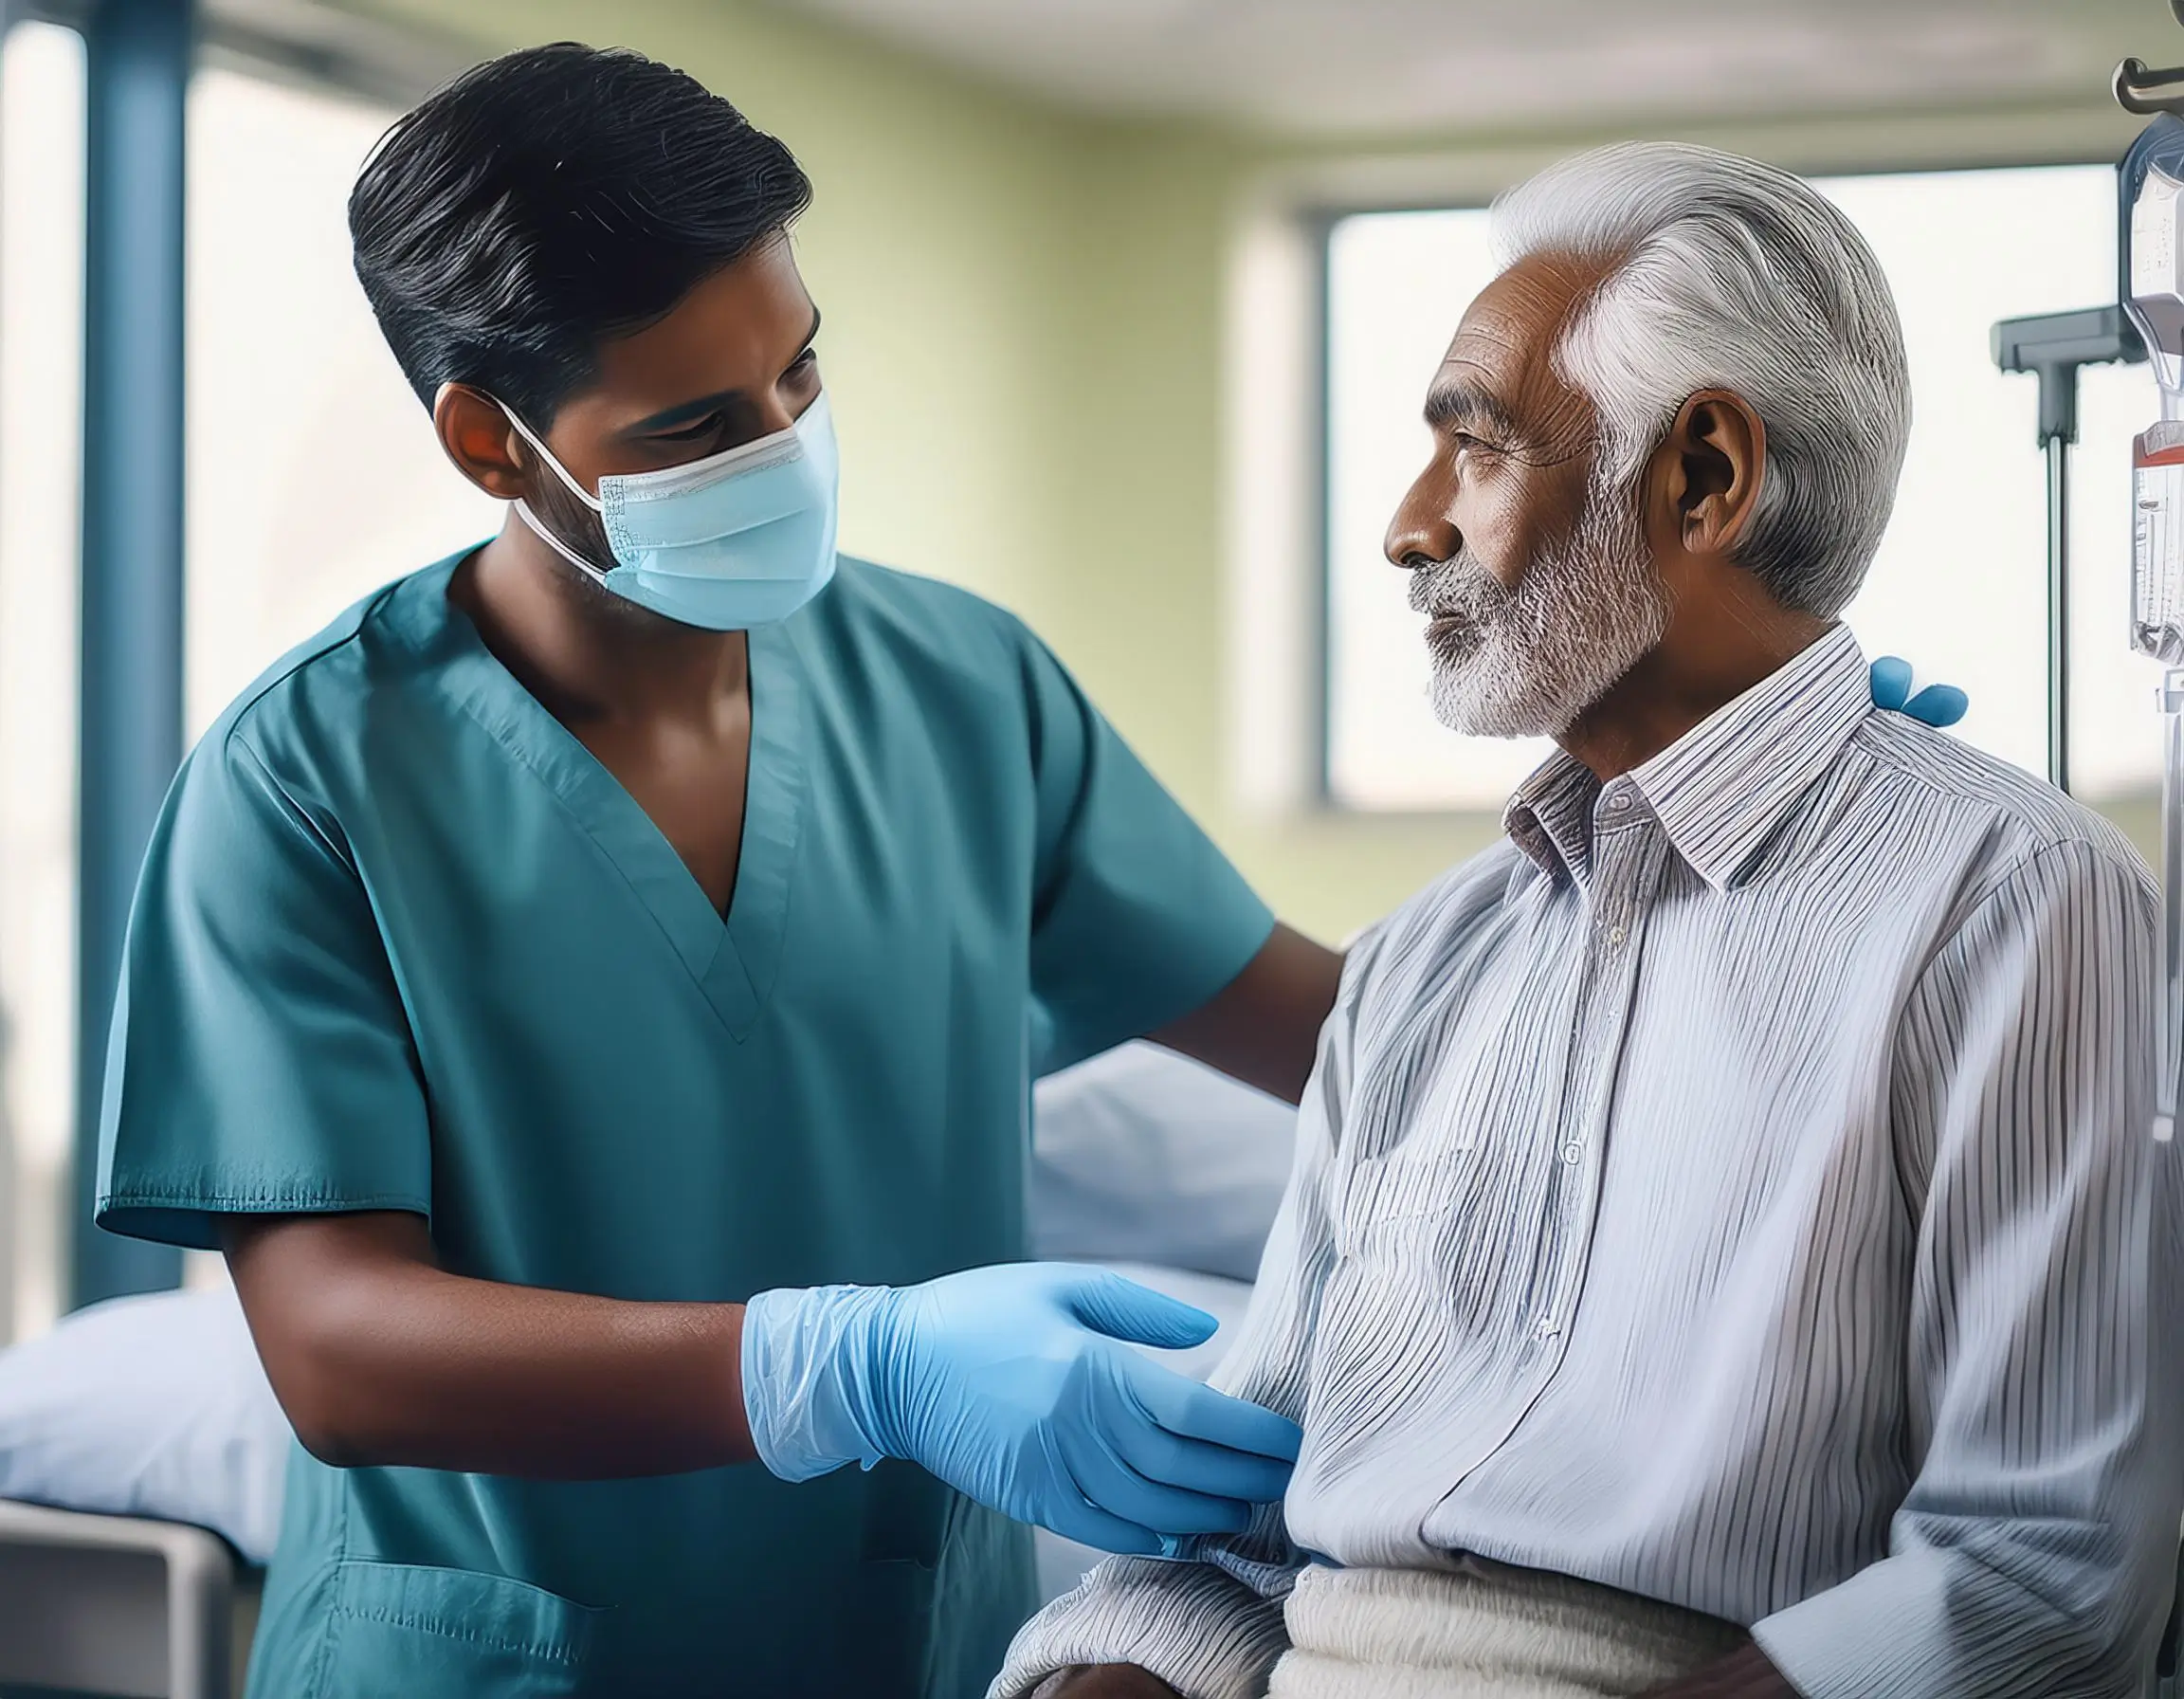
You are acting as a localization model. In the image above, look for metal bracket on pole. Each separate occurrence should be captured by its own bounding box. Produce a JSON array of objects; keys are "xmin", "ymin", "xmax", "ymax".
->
[{"xmin": 1992, "ymin": 305, "xmax": 2146, "ymax": 794}]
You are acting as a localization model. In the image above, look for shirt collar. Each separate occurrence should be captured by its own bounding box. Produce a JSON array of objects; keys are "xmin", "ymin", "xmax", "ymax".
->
[
  {"xmin": 1504, "ymin": 753, "xmax": 1600, "ymax": 888},
  {"xmin": 1502, "ymin": 625, "xmax": 1870, "ymax": 894}
]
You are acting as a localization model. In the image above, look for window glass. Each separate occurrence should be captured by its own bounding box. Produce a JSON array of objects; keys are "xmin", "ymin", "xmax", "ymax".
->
[
  {"xmin": 1324, "ymin": 164, "xmax": 2153, "ymax": 824},
  {"xmin": 0, "ymin": 19, "xmax": 88, "ymax": 1343},
  {"xmin": 186, "ymin": 66, "xmax": 500, "ymax": 740}
]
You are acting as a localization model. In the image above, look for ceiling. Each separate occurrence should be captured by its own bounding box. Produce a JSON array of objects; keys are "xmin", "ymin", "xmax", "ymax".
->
[{"xmin": 766, "ymin": 0, "xmax": 2175, "ymax": 137}]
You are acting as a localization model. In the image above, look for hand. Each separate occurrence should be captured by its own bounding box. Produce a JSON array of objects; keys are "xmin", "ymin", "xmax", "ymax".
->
[
  {"xmin": 1868, "ymin": 656, "xmax": 1967, "ymax": 727},
  {"xmin": 739, "ymin": 1264, "xmax": 1302, "ymax": 1555},
  {"xmin": 869, "ymin": 1264, "xmax": 1302, "ymax": 1553},
  {"xmin": 1044, "ymin": 1666, "xmax": 1184, "ymax": 1698},
  {"xmin": 1636, "ymin": 1642, "xmax": 1801, "ymax": 1697}
]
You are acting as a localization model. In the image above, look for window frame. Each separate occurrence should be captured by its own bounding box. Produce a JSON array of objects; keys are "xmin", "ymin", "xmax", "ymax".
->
[{"xmin": 6, "ymin": 0, "xmax": 473, "ymax": 109}]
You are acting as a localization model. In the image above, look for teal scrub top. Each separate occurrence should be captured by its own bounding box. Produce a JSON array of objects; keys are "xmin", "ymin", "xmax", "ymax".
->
[{"xmin": 94, "ymin": 552, "xmax": 1274, "ymax": 1699}]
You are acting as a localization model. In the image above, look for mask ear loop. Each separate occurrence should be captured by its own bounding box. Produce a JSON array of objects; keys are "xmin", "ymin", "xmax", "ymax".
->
[
  {"xmin": 448, "ymin": 385, "xmax": 617, "ymax": 581},
  {"xmin": 496, "ymin": 404, "xmax": 606, "ymax": 513},
  {"xmin": 511, "ymin": 498, "xmax": 615, "ymax": 583}
]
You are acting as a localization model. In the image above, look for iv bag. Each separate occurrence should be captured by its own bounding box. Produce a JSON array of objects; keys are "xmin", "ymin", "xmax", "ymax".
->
[{"xmin": 2133, "ymin": 422, "xmax": 2184, "ymax": 663}]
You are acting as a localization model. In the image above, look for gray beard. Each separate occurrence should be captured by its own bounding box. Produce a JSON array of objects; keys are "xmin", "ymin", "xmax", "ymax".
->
[{"xmin": 1406, "ymin": 473, "xmax": 1669, "ymax": 740}]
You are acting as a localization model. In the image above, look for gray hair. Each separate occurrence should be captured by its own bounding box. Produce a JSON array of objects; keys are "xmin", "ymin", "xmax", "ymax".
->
[{"xmin": 1490, "ymin": 142, "xmax": 1910, "ymax": 618}]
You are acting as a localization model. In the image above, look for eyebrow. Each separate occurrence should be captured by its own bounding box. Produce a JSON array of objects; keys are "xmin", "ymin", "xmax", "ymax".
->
[
  {"xmin": 624, "ymin": 305, "xmax": 824, "ymax": 435},
  {"xmin": 1423, "ymin": 375, "xmax": 1520, "ymax": 440}
]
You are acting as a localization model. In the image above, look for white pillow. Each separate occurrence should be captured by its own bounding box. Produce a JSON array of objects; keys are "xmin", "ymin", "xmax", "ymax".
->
[
  {"xmin": 1029, "ymin": 1042, "xmax": 1297, "ymax": 1283},
  {"xmin": 0, "ymin": 1283, "xmax": 290, "ymax": 1562}
]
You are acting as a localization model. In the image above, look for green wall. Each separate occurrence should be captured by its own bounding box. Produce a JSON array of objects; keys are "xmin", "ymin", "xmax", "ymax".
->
[{"xmin": 339, "ymin": 0, "xmax": 2153, "ymax": 942}]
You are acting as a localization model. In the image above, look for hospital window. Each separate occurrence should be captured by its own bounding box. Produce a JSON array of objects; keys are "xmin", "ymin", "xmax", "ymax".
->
[
  {"xmin": 0, "ymin": 17, "xmax": 89, "ymax": 1344},
  {"xmin": 183, "ymin": 64, "xmax": 500, "ymax": 741},
  {"xmin": 1320, "ymin": 164, "xmax": 2158, "ymax": 843},
  {"xmin": 0, "ymin": 25, "xmax": 499, "ymax": 1343}
]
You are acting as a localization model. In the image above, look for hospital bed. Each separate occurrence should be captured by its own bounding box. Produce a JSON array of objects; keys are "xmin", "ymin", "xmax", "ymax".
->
[
  {"xmin": 0, "ymin": 1041, "xmax": 1292, "ymax": 1698},
  {"xmin": 0, "ymin": 1501, "xmax": 259, "ymax": 1699}
]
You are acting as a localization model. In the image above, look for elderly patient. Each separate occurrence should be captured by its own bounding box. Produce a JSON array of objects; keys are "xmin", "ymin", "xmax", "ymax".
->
[{"xmin": 993, "ymin": 143, "xmax": 2182, "ymax": 1699}]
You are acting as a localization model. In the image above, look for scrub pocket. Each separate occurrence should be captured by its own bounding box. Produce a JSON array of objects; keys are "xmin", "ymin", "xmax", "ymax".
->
[
  {"xmin": 851, "ymin": 1463, "xmax": 1035, "ymax": 1699},
  {"xmin": 317, "ymin": 1559, "xmax": 602, "ymax": 1698}
]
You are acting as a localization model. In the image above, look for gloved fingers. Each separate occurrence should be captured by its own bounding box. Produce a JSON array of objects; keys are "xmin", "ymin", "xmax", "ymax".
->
[
  {"xmin": 1869, "ymin": 657, "xmax": 1971, "ymax": 728},
  {"xmin": 1109, "ymin": 1422, "xmax": 1295, "ymax": 1505},
  {"xmin": 1903, "ymin": 683, "xmax": 1968, "ymax": 727},
  {"xmin": 1060, "ymin": 1424, "xmax": 1255, "ymax": 1538},
  {"xmin": 1105, "ymin": 1371, "xmax": 1296, "ymax": 1502},
  {"xmin": 1039, "ymin": 1490, "xmax": 1168, "ymax": 1558},
  {"xmin": 1868, "ymin": 656, "xmax": 1913, "ymax": 711},
  {"xmin": 1063, "ymin": 1270, "xmax": 1220, "ymax": 1352},
  {"xmin": 1037, "ymin": 1441, "xmax": 1170, "ymax": 1557},
  {"xmin": 1120, "ymin": 1359, "xmax": 1304, "ymax": 1464}
]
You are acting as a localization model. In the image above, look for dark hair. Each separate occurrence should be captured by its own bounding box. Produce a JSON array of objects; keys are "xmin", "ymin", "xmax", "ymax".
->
[{"xmin": 350, "ymin": 43, "xmax": 812, "ymax": 424}]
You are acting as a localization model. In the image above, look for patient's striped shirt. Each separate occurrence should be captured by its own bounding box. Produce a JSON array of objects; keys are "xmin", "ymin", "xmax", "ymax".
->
[{"xmin": 995, "ymin": 625, "xmax": 2182, "ymax": 1699}]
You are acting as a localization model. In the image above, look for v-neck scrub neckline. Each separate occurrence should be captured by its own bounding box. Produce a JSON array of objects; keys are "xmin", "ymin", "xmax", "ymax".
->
[{"xmin": 411, "ymin": 559, "xmax": 809, "ymax": 1041}]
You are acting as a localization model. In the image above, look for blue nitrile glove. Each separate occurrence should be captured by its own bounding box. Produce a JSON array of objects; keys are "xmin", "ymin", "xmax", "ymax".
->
[
  {"xmin": 1869, "ymin": 655, "xmax": 1968, "ymax": 727},
  {"xmin": 740, "ymin": 1263, "xmax": 1301, "ymax": 1555}
]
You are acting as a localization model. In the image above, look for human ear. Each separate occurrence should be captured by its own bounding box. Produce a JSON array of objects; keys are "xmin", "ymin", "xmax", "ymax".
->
[
  {"xmin": 1666, "ymin": 388, "xmax": 1765, "ymax": 559},
  {"xmin": 432, "ymin": 382, "xmax": 531, "ymax": 502}
]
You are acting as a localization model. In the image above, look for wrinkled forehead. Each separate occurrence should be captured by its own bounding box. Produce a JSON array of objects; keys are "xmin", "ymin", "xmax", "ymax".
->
[{"xmin": 1429, "ymin": 250, "xmax": 1612, "ymax": 438}]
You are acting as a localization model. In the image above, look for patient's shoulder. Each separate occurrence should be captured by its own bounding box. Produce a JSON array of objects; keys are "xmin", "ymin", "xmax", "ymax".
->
[{"xmin": 1848, "ymin": 713, "xmax": 2151, "ymax": 893}]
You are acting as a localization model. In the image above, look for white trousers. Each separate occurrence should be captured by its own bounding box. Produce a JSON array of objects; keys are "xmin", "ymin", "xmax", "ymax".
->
[{"xmin": 1269, "ymin": 1559, "xmax": 1750, "ymax": 1699}]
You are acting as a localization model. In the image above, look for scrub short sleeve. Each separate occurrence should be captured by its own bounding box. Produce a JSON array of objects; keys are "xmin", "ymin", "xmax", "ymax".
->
[
  {"xmin": 1009, "ymin": 619, "xmax": 1273, "ymax": 1073},
  {"xmin": 95, "ymin": 731, "xmax": 431, "ymax": 1251}
]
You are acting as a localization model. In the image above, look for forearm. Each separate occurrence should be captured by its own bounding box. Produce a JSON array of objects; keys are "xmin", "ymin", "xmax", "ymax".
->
[
  {"xmin": 228, "ymin": 1213, "xmax": 1301, "ymax": 1558},
  {"xmin": 1750, "ymin": 1514, "xmax": 2174, "ymax": 1699},
  {"xmin": 223, "ymin": 1212, "xmax": 752, "ymax": 1478},
  {"xmin": 1153, "ymin": 923, "xmax": 1341, "ymax": 1105}
]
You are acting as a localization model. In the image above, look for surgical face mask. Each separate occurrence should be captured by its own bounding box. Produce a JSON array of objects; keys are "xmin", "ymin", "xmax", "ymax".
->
[{"xmin": 500, "ymin": 391, "xmax": 840, "ymax": 630}]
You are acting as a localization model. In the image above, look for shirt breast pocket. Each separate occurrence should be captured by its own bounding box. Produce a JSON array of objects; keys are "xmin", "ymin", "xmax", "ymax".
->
[
  {"xmin": 1334, "ymin": 1042, "xmax": 1489, "ymax": 1245},
  {"xmin": 1336, "ymin": 1138, "xmax": 1478, "ymax": 1259}
]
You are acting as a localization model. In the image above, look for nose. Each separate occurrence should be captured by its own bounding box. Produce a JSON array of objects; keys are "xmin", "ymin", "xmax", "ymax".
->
[
  {"xmin": 1385, "ymin": 467, "xmax": 1459, "ymax": 574},
  {"xmin": 756, "ymin": 393, "xmax": 801, "ymax": 436}
]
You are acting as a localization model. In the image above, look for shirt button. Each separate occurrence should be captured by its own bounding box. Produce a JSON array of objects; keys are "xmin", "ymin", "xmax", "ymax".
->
[
  {"xmin": 1606, "ymin": 793, "xmax": 1630, "ymax": 812},
  {"xmin": 1608, "ymin": 924, "xmax": 1628, "ymax": 946},
  {"xmin": 1532, "ymin": 1316, "xmax": 1558, "ymax": 1342},
  {"xmin": 1560, "ymin": 1142, "xmax": 1582, "ymax": 1165}
]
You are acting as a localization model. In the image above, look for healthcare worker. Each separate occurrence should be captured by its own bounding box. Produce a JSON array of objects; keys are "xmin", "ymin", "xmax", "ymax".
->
[{"xmin": 91, "ymin": 41, "xmax": 1968, "ymax": 1699}]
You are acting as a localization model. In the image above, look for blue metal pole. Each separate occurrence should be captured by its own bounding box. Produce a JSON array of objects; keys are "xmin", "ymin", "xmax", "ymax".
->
[{"xmin": 70, "ymin": 0, "xmax": 191, "ymax": 1308}]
